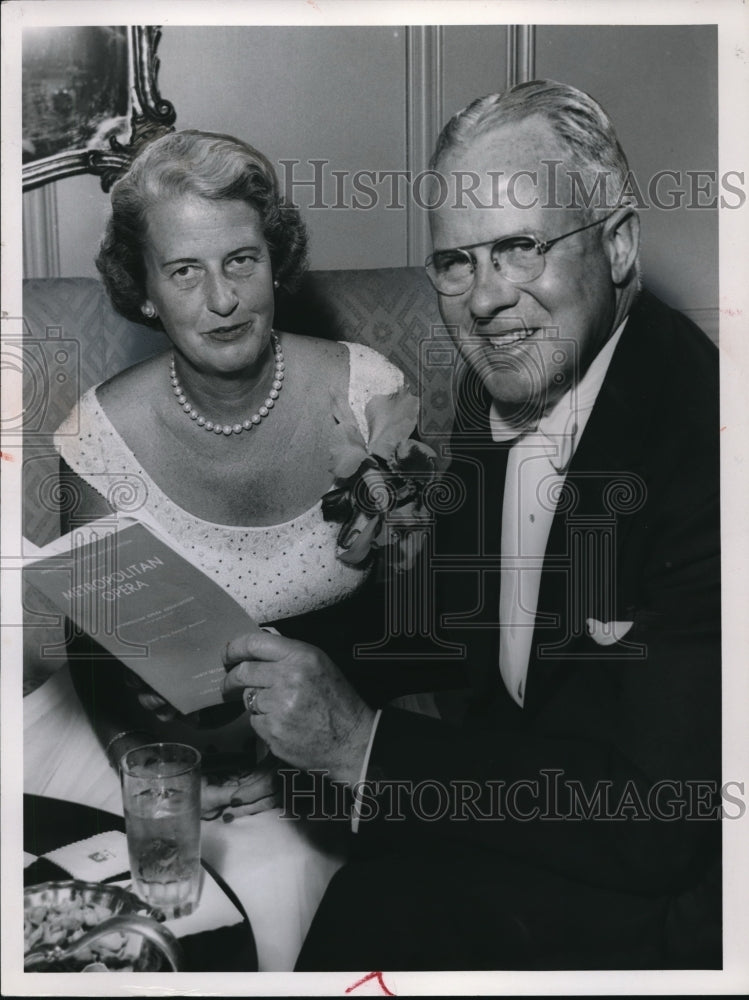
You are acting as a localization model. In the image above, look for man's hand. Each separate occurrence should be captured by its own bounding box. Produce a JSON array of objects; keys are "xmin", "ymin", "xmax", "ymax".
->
[{"xmin": 222, "ymin": 632, "xmax": 375, "ymax": 788}]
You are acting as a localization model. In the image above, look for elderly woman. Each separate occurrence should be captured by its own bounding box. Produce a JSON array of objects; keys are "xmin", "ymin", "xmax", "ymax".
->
[{"xmin": 53, "ymin": 129, "xmax": 411, "ymax": 818}]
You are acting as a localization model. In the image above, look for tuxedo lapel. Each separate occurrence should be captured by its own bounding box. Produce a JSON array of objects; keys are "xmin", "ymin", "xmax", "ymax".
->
[
  {"xmin": 439, "ymin": 376, "xmax": 510, "ymax": 701},
  {"xmin": 524, "ymin": 294, "xmax": 662, "ymax": 712}
]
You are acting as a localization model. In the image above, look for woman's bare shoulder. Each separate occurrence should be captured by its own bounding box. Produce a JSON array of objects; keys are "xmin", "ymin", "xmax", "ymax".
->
[
  {"xmin": 280, "ymin": 331, "xmax": 348, "ymax": 361},
  {"xmin": 278, "ymin": 334, "xmax": 403, "ymax": 386},
  {"xmin": 278, "ymin": 332, "xmax": 350, "ymax": 390},
  {"xmin": 96, "ymin": 352, "xmax": 169, "ymax": 421}
]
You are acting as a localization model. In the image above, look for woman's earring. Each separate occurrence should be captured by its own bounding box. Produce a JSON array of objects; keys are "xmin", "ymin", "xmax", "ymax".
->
[
  {"xmin": 273, "ymin": 280, "xmax": 279, "ymax": 289},
  {"xmin": 142, "ymin": 303, "xmax": 156, "ymax": 319}
]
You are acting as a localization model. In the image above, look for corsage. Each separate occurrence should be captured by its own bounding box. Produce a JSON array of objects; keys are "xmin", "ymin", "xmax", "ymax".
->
[{"xmin": 322, "ymin": 385, "xmax": 438, "ymax": 568}]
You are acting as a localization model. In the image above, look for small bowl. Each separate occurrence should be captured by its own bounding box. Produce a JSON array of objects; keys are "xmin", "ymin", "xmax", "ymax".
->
[{"xmin": 24, "ymin": 880, "xmax": 182, "ymax": 971}]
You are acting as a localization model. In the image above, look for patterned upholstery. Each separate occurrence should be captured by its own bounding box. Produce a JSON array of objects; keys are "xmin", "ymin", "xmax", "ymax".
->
[
  {"xmin": 22, "ymin": 271, "xmax": 456, "ymax": 545},
  {"xmin": 275, "ymin": 268, "xmax": 457, "ymax": 441},
  {"xmin": 21, "ymin": 279, "xmax": 171, "ymax": 545}
]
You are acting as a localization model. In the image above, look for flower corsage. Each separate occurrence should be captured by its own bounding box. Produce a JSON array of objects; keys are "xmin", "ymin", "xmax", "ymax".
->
[{"xmin": 322, "ymin": 385, "xmax": 438, "ymax": 569}]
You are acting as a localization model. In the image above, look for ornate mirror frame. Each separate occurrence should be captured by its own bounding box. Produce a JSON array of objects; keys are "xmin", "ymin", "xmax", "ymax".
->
[{"xmin": 22, "ymin": 25, "xmax": 175, "ymax": 192}]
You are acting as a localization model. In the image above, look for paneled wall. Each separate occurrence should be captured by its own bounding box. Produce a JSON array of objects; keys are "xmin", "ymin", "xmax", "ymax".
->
[
  {"xmin": 25, "ymin": 25, "xmax": 507, "ymax": 277},
  {"xmin": 23, "ymin": 23, "xmax": 717, "ymax": 328},
  {"xmin": 536, "ymin": 25, "xmax": 718, "ymax": 328}
]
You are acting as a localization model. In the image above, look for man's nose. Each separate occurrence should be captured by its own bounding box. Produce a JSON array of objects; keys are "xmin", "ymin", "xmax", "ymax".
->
[
  {"xmin": 467, "ymin": 254, "xmax": 521, "ymax": 315},
  {"xmin": 205, "ymin": 271, "xmax": 239, "ymax": 316}
]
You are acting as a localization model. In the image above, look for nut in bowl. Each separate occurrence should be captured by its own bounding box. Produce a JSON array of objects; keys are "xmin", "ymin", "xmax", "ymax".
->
[{"xmin": 24, "ymin": 880, "xmax": 182, "ymax": 971}]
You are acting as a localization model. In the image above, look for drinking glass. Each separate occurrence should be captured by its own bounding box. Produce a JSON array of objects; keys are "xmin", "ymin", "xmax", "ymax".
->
[{"xmin": 120, "ymin": 743, "xmax": 202, "ymax": 918}]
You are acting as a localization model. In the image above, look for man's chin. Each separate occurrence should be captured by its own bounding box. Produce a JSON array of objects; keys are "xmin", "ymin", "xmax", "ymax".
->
[{"xmin": 483, "ymin": 375, "xmax": 552, "ymax": 424}]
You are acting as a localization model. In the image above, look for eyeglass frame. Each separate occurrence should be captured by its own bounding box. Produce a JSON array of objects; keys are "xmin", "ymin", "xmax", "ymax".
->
[{"xmin": 424, "ymin": 209, "xmax": 622, "ymax": 296}]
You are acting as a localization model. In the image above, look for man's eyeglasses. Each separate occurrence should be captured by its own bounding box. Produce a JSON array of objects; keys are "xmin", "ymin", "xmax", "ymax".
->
[{"xmin": 425, "ymin": 211, "xmax": 619, "ymax": 296}]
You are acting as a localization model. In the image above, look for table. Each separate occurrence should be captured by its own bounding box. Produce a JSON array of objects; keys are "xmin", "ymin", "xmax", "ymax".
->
[
  {"xmin": 24, "ymin": 668, "xmax": 348, "ymax": 970},
  {"xmin": 23, "ymin": 794, "xmax": 257, "ymax": 972}
]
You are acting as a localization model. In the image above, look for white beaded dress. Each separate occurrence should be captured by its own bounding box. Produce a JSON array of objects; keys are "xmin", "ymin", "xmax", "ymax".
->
[
  {"xmin": 54, "ymin": 341, "xmax": 402, "ymax": 622},
  {"xmin": 51, "ymin": 340, "xmax": 405, "ymax": 754}
]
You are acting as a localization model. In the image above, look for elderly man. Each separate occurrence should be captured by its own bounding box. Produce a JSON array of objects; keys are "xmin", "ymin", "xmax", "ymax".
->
[{"xmin": 224, "ymin": 81, "xmax": 721, "ymax": 970}]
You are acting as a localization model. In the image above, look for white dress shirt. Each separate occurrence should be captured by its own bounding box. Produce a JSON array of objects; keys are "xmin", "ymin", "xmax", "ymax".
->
[{"xmin": 490, "ymin": 322, "xmax": 626, "ymax": 706}]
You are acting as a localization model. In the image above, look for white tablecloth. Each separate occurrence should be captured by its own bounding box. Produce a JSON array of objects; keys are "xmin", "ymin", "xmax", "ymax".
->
[{"xmin": 23, "ymin": 667, "xmax": 346, "ymax": 971}]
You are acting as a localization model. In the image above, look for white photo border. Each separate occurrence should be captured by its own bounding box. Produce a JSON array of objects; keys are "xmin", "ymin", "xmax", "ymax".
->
[{"xmin": 2, "ymin": 1, "xmax": 747, "ymax": 996}]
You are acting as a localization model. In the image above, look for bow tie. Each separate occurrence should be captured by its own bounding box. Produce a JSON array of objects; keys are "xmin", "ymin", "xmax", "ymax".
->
[{"xmin": 489, "ymin": 407, "xmax": 579, "ymax": 473}]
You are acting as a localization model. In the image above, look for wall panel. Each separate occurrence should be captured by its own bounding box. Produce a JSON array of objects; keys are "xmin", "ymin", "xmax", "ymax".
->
[
  {"xmin": 157, "ymin": 26, "xmax": 408, "ymax": 271},
  {"xmin": 442, "ymin": 25, "xmax": 508, "ymax": 121},
  {"xmin": 25, "ymin": 21, "xmax": 716, "ymax": 318},
  {"xmin": 536, "ymin": 25, "xmax": 718, "ymax": 316},
  {"xmin": 25, "ymin": 24, "xmax": 510, "ymax": 279}
]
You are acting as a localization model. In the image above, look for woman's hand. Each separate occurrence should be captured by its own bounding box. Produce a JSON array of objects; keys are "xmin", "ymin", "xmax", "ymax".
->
[
  {"xmin": 122, "ymin": 670, "xmax": 181, "ymax": 723},
  {"xmin": 200, "ymin": 754, "xmax": 280, "ymax": 821}
]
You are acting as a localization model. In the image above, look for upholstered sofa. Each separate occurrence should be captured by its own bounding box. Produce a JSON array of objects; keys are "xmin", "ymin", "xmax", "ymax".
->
[{"xmin": 21, "ymin": 270, "xmax": 455, "ymax": 548}]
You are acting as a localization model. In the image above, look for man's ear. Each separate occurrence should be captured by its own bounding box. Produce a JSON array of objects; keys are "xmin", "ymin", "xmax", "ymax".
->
[{"xmin": 603, "ymin": 208, "xmax": 640, "ymax": 284}]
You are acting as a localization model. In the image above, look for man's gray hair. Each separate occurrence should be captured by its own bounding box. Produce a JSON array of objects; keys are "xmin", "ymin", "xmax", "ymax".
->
[{"xmin": 431, "ymin": 80, "xmax": 632, "ymax": 217}]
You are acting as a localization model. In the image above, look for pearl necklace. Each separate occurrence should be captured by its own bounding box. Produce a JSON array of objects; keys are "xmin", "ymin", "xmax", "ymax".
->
[{"xmin": 169, "ymin": 332, "xmax": 285, "ymax": 435}]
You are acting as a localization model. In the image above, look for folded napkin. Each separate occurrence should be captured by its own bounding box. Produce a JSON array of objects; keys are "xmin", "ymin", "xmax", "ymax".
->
[{"xmin": 43, "ymin": 831, "xmax": 130, "ymax": 882}]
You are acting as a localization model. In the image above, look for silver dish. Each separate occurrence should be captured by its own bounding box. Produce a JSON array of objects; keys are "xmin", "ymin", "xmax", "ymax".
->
[{"xmin": 24, "ymin": 879, "xmax": 182, "ymax": 971}]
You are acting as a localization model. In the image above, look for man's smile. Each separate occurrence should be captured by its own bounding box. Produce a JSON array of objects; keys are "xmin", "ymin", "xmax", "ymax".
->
[{"xmin": 486, "ymin": 328, "xmax": 540, "ymax": 347}]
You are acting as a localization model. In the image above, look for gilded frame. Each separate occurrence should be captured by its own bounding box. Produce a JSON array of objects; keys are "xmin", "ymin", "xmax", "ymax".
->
[{"xmin": 22, "ymin": 25, "xmax": 175, "ymax": 192}]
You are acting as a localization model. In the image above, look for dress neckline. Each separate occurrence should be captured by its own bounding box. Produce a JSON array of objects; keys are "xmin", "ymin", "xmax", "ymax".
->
[{"xmin": 89, "ymin": 383, "xmax": 328, "ymax": 533}]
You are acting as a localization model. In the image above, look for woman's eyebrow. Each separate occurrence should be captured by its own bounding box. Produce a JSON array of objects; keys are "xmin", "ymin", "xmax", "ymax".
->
[
  {"xmin": 226, "ymin": 244, "xmax": 265, "ymax": 255},
  {"xmin": 160, "ymin": 255, "xmax": 200, "ymax": 268},
  {"xmin": 160, "ymin": 244, "xmax": 265, "ymax": 268}
]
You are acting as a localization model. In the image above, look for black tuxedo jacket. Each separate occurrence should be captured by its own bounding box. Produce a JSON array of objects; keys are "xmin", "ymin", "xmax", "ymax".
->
[{"xmin": 355, "ymin": 290, "xmax": 721, "ymax": 965}]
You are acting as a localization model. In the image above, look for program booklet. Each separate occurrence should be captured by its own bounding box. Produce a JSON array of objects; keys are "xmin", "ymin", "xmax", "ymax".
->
[{"xmin": 23, "ymin": 516, "xmax": 261, "ymax": 714}]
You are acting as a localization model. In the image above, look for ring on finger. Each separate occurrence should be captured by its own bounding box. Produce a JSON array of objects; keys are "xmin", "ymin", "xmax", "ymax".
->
[{"xmin": 243, "ymin": 687, "xmax": 262, "ymax": 715}]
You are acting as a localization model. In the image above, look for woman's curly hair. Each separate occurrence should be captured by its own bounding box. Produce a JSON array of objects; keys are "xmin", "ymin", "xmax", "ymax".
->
[{"xmin": 96, "ymin": 130, "xmax": 308, "ymax": 328}]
